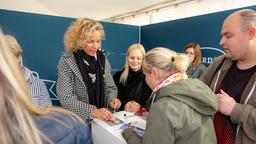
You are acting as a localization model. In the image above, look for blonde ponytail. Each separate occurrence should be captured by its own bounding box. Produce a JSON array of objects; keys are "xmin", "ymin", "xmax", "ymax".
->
[
  {"xmin": 142, "ymin": 47, "xmax": 189, "ymax": 74},
  {"xmin": 172, "ymin": 54, "xmax": 189, "ymax": 73}
]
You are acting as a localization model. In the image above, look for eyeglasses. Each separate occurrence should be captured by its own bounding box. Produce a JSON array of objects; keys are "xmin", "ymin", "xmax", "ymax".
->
[{"xmin": 185, "ymin": 51, "xmax": 195, "ymax": 56}]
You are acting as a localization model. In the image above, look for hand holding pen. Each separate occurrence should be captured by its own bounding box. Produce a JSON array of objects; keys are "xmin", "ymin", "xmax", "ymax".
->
[
  {"xmin": 109, "ymin": 98, "xmax": 121, "ymax": 113},
  {"xmin": 124, "ymin": 101, "xmax": 141, "ymax": 112}
]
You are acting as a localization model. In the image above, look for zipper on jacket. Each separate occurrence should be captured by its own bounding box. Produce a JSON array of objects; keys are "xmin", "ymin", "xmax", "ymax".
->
[{"xmin": 236, "ymin": 81, "xmax": 256, "ymax": 139}]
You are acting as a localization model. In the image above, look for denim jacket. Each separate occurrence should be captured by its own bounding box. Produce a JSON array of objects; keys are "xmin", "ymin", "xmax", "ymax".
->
[{"xmin": 34, "ymin": 112, "xmax": 93, "ymax": 144}]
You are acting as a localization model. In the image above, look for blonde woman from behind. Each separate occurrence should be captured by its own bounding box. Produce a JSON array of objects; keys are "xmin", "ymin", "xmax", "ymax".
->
[{"xmin": 0, "ymin": 30, "xmax": 92, "ymax": 144}]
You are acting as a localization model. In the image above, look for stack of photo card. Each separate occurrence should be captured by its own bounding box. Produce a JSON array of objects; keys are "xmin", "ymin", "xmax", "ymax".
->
[
  {"xmin": 119, "ymin": 124, "xmax": 144, "ymax": 137},
  {"xmin": 105, "ymin": 117, "xmax": 124, "ymax": 130},
  {"xmin": 124, "ymin": 115, "xmax": 146, "ymax": 130},
  {"xmin": 104, "ymin": 111, "xmax": 146, "ymax": 137}
]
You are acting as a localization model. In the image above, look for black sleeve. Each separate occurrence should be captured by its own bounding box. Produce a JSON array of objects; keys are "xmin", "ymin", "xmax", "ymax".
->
[{"xmin": 139, "ymin": 81, "xmax": 152, "ymax": 108}]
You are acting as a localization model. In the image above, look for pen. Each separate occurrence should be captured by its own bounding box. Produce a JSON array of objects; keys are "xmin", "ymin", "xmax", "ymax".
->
[{"xmin": 128, "ymin": 121, "xmax": 138, "ymax": 126}]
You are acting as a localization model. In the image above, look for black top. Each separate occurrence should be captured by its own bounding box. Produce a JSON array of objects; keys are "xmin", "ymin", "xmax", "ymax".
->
[
  {"xmin": 113, "ymin": 68, "xmax": 152, "ymax": 110},
  {"xmin": 217, "ymin": 61, "xmax": 256, "ymax": 132},
  {"xmin": 220, "ymin": 61, "xmax": 256, "ymax": 102}
]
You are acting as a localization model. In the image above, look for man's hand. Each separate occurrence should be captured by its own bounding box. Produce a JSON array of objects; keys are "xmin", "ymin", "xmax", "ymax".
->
[{"xmin": 217, "ymin": 89, "xmax": 237, "ymax": 116}]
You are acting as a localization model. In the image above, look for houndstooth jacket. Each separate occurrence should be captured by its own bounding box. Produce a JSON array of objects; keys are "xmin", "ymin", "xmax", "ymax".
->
[{"xmin": 56, "ymin": 52, "xmax": 117, "ymax": 122}]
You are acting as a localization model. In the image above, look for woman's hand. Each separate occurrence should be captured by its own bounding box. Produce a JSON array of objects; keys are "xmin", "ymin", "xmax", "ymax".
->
[
  {"xmin": 125, "ymin": 101, "xmax": 141, "ymax": 112},
  {"xmin": 91, "ymin": 108, "xmax": 112, "ymax": 121},
  {"xmin": 109, "ymin": 98, "xmax": 121, "ymax": 111}
]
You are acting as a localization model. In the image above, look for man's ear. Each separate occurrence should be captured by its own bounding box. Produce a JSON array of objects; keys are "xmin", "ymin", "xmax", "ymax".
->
[{"xmin": 248, "ymin": 26, "xmax": 256, "ymax": 40}]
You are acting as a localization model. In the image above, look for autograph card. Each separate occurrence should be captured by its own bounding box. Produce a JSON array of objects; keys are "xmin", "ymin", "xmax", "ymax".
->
[{"xmin": 106, "ymin": 117, "xmax": 123, "ymax": 127}]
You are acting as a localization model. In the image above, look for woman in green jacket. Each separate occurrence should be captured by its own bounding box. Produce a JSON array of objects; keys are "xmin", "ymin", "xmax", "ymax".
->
[{"xmin": 122, "ymin": 47, "xmax": 218, "ymax": 144}]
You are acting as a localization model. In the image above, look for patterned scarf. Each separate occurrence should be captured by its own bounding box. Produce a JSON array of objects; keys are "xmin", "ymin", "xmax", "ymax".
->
[
  {"xmin": 146, "ymin": 72, "xmax": 188, "ymax": 110},
  {"xmin": 74, "ymin": 50, "xmax": 106, "ymax": 108}
]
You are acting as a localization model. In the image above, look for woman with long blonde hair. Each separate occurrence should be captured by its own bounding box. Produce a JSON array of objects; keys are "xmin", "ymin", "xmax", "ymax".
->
[
  {"xmin": 0, "ymin": 30, "xmax": 92, "ymax": 144},
  {"xmin": 113, "ymin": 43, "xmax": 151, "ymax": 112}
]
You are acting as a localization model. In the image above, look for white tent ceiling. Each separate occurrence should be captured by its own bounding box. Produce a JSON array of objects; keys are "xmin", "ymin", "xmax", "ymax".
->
[
  {"xmin": 1, "ymin": 0, "xmax": 173, "ymax": 20},
  {"xmin": 1, "ymin": 0, "xmax": 256, "ymax": 25}
]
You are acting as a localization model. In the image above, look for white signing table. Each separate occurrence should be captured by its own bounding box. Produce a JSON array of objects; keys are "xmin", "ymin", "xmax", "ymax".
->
[{"xmin": 92, "ymin": 111, "xmax": 146, "ymax": 144}]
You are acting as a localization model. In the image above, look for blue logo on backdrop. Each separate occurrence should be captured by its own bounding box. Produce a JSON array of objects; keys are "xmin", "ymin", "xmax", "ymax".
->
[{"xmin": 201, "ymin": 47, "xmax": 224, "ymax": 67}]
